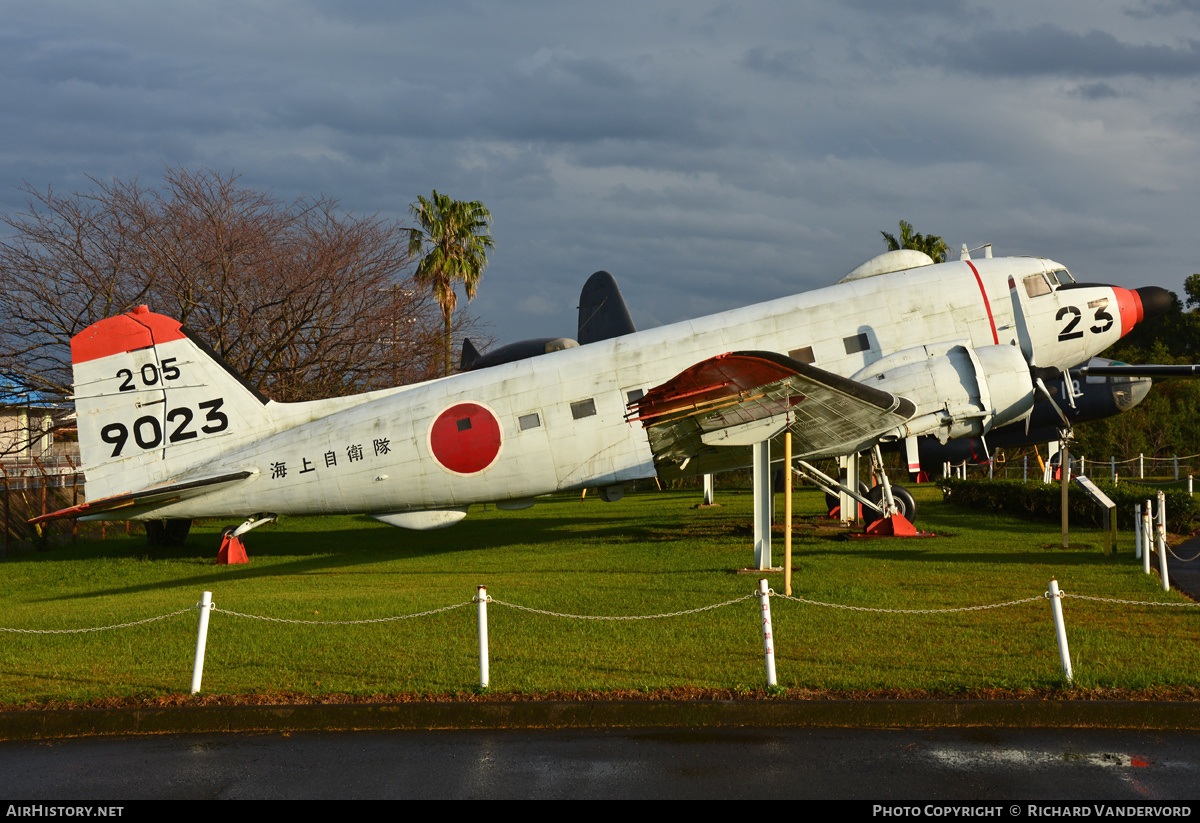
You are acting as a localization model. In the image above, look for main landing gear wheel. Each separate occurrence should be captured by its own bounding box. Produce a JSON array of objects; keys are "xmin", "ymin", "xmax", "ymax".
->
[
  {"xmin": 144, "ymin": 518, "xmax": 192, "ymax": 547},
  {"xmin": 863, "ymin": 484, "xmax": 917, "ymax": 525}
]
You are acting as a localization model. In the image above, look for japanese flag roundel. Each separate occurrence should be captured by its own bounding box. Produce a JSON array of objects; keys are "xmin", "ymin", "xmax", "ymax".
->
[{"xmin": 427, "ymin": 402, "xmax": 504, "ymax": 475}]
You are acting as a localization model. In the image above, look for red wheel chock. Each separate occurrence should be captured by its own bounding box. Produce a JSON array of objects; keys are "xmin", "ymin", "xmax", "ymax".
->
[
  {"xmin": 865, "ymin": 513, "xmax": 919, "ymax": 537},
  {"xmin": 216, "ymin": 531, "xmax": 250, "ymax": 564}
]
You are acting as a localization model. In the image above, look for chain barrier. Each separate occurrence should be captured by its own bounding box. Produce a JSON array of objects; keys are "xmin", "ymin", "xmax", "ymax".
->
[
  {"xmin": 1062, "ymin": 592, "xmax": 1200, "ymax": 608},
  {"xmin": 211, "ymin": 600, "xmax": 474, "ymax": 625},
  {"xmin": 1167, "ymin": 544, "xmax": 1200, "ymax": 562},
  {"xmin": 486, "ymin": 592, "xmax": 758, "ymax": 621},
  {"xmin": 773, "ymin": 590, "xmax": 1046, "ymax": 614},
  {"xmin": 0, "ymin": 606, "xmax": 198, "ymax": 634}
]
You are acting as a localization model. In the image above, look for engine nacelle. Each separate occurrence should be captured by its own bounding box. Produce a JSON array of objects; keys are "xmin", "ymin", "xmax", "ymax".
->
[{"xmin": 851, "ymin": 342, "xmax": 1034, "ymax": 442}]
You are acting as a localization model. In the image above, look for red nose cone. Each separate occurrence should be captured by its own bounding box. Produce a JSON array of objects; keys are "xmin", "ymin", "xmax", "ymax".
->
[{"xmin": 1113, "ymin": 287, "xmax": 1143, "ymax": 338}]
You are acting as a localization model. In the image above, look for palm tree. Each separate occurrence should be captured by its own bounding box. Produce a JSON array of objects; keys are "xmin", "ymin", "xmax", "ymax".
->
[
  {"xmin": 407, "ymin": 191, "xmax": 494, "ymax": 376},
  {"xmin": 881, "ymin": 220, "xmax": 949, "ymax": 263}
]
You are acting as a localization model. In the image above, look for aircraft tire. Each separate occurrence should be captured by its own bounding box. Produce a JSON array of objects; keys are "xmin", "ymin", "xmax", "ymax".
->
[
  {"xmin": 825, "ymin": 482, "xmax": 870, "ymax": 516},
  {"xmin": 864, "ymin": 484, "xmax": 917, "ymax": 525},
  {"xmin": 145, "ymin": 518, "xmax": 192, "ymax": 547}
]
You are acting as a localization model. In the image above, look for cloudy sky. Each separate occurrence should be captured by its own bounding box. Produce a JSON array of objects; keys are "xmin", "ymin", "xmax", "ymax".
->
[{"xmin": 3, "ymin": 0, "xmax": 1199, "ymax": 345}]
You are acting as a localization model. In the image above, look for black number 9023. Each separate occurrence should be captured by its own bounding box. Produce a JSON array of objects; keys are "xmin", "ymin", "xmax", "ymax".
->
[{"xmin": 100, "ymin": 398, "xmax": 228, "ymax": 457}]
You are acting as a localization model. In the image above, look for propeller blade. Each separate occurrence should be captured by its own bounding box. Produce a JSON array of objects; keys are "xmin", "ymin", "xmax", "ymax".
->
[{"xmin": 1007, "ymin": 275, "xmax": 1036, "ymax": 367}]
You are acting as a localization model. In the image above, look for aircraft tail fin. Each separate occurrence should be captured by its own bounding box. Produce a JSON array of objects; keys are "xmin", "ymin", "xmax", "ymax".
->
[
  {"xmin": 70, "ymin": 306, "xmax": 274, "ymax": 500},
  {"xmin": 461, "ymin": 337, "xmax": 481, "ymax": 371},
  {"xmin": 578, "ymin": 270, "xmax": 637, "ymax": 345}
]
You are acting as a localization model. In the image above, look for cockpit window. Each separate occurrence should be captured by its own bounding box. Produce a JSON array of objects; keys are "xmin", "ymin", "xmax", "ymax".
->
[
  {"xmin": 1046, "ymin": 268, "xmax": 1075, "ymax": 286},
  {"xmin": 1023, "ymin": 274, "xmax": 1052, "ymax": 298}
]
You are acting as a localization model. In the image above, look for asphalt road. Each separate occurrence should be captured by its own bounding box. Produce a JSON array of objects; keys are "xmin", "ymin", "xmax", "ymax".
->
[{"xmin": 2, "ymin": 726, "xmax": 1199, "ymax": 801}]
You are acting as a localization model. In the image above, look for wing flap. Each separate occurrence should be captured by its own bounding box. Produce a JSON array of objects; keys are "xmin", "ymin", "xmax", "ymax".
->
[
  {"xmin": 628, "ymin": 351, "xmax": 917, "ymax": 466},
  {"xmin": 28, "ymin": 469, "xmax": 256, "ymax": 524}
]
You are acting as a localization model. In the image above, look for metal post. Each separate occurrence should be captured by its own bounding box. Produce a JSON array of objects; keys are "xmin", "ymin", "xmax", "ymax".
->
[
  {"xmin": 1144, "ymin": 499, "xmax": 1153, "ymax": 575},
  {"xmin": 477, "ymin": 585, "xmax": 489, "ymax": 689},
  {"xmin": 1175, "ymin": 455, "xmax": 1179, "ymax": 481},
  {"xmin": 1023, "ymin": 456, "xmax": 1027, "ymax": 482},
  {"xmin": 1111, "ymin": 457, "xmax": 1115, "ymax": 483},
  {"xmin": 758, "ymin": 579, "xmax": 776, "ymax": 688},
  {"xmin": 1157, "ymin": 491, "xmax": 1170, "ymax": 592},
  {"xmin": 190, "ymin": 591, "xmax": 213, "ymax": 695},
  {"xmin": 1190, "ymin": 475, "xmax": 1194, "ymax": 496},
  {"xmin": 753, "ymin": 441, "xmax": 771, "ymax": 569},
  {"xmin": 1048, "ymin": 579, "xmax": 1073, "ymax": 684},
  {"xmin": 1061, "ymin": 438, "xmax": 1070, "ymax": 550},
  {"xmin": 703, "ymin": 474, "xmax": 714, "ymax": 506},
  {"xmin": 784, "ymin": 432, "xmax": 793, "ymax": 597},
  {"xmin": 1139, "ymin": 453, "xmax": 1144, "ymax": 479},
  {"xmin": 1135, "ymin": 504, "xmax": 1142, "ymax": 560}
]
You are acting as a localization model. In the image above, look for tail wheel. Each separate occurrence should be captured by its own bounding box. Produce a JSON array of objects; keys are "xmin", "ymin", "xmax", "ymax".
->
[{"xmin": 864, "ymin": 484, "xmax": 917, "ymax": 525}]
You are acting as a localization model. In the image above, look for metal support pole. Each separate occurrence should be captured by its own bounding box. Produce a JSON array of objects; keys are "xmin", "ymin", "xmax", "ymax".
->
[
  {"xmin": 753, "ymin": 441, "xmax": 771, "ymax": 569},
  {"xmin": 477, "ymin": 585, "xmax": 489, "ymax": 689},
  {"xmin": 1135, "ymin": 504, "xmax": 1142, "ymax": 560},
  {"xmin": 1139, "ymin": 453, "xmax": 1144, "ymax": 479},
  {"xmin": 1048, "ymin": 579, "xmax": 1073, "ymax": 684},
  {"xmin": 1157, "ymin": 491, "xmax": 1170, "ymax": 592},
  {"xmin": 1144, "ymin": 499, "xmax": 1153, "ymax": 575},
  {"xmin": 1061, "ymin": 438, "xmax": 1070, "ymax": 550},
  {"xmin": 758, "ymin": 579, "xmax": 776, "ymax": 688},
  {"xmin": 703, "ymin": 474, "xmax": 714, "ymax": 506},
  {"xmin": 784, "ymin": 433, "xmax": 793, "ymax": 597},
  {"xmin": 190, "ymin": 591, "xmax": 213, "ymax": 695}
]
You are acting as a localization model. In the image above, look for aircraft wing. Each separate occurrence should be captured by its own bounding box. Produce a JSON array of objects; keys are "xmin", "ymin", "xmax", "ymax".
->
[
  {"xmin": 1079, "ymin": 364, "xmax": 1200, "ymax": 378},
  {"xmin": 627, "ymin": 351, "xmax": 917, "ymax": 467},
  {"xmin": 28, "ymin": 469, "xmax": 256, "ymax": 525}
]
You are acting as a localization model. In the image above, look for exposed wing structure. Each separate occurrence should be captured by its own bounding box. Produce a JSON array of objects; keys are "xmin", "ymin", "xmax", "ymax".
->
[
  {"xmin": 29, "ymin": 470, "xmax": 255, "ymax": 525},
  {"xmin": 627, "ymin": 351, "xmax": 917, "ymax": 471}
]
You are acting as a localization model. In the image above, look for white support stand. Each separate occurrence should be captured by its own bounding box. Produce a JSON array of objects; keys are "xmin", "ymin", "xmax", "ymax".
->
[
  {"xmin": 839, "ymin": 453, "xmax": 860, "ymax": 526},
  {"xmin": 753, "ymin": 440, "xmax": 772, "ymax": 570},
  {"xmin": 702, "ymin": 473, "xmax": 715, "ymax": 506}
]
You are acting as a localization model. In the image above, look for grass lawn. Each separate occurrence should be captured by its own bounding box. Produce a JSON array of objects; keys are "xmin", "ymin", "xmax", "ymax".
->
[{"xmin": 0, "ymin": 484, "xmax": 1196, "ymax": 706}]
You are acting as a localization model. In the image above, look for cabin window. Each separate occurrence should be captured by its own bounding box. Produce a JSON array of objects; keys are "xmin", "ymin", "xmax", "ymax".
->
[
  {"xmin": 570, "ymin": 398, "xmax": 597, "ymax": 420},
  {"xmin": 456, "ymin": 418, "xmax": 472, "ymax": 431},
  {"xmin": 626, "ymin": 389, "xmax": 645, "ymax": 404},
  {"xmin": 1046, "ymin": 268, "xmax": 1075, "ymax": 286},
  {"xmin": 789, "ymin": 346, "xmax": 815, "ymax": 364},
  {"xmin": 518, "ymin": 412, "xmax": 541, "ymax": 431},
  {"xmin": 842, "ymin": 333, "xmax": 870, "ymax": 355},
  {"xmin": 1024, "ymin": 274, "xmax": 1052, "ymax": 298}
]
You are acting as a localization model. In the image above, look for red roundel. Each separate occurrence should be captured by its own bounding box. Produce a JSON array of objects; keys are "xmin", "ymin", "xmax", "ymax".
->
[{"xmin": 428, "ymin": 403, "xmax": 503, "ymax": 475}]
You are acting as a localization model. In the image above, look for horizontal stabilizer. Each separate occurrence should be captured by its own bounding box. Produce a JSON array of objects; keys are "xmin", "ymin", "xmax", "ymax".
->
[{"xmin": 29, "ymin": 470, "xmax": 255, "ymax": 525}]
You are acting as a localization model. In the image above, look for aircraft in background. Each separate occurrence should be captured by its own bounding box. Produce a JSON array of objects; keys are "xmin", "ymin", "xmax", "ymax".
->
[{"xmin": 34, "ymin": 246, "xmax": 1170, "ymax": 547}]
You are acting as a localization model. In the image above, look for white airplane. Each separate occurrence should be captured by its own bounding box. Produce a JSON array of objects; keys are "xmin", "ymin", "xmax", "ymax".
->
[{"xmin": 34, "ymin": 248, "xmax": 1168, "ymax": 546}]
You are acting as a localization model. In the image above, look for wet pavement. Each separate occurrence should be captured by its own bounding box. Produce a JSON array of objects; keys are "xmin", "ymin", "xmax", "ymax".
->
[{"xmin": 2, "ymin": 726, "xmax": 1199, "ymax": 800}]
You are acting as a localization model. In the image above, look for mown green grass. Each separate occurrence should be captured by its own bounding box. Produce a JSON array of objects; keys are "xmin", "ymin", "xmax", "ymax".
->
[{"xmin": 0, "ymin": 485, "xmax": 1196, "ymax": 704}]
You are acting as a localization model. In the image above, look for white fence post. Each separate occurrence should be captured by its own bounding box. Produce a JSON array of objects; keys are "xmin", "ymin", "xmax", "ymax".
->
[
  {"xmin": 758, "ymin": 579, "xmax": 777, "ymax": 688},
  {"xmin": 1144, "ymin": 500, "xmax": 1153, "ymax": 575},
  {"xmin": 1157, "ymin": 491, "xmax": 1170, "ymax": 593},
  {"xmin": 1140, "ymin": 453, "xmax": 1144, "ymax": 479},
  {"xmin": 190, "ymin": 591, "xmax": 213, "ymax": 695},
  {"xmin": 477, "ymin": 585, "xmax": 490, "ymax": 689},
  {"xmin": 1048, "ymin": 579, "xmax": 1073, "ymax": 684},
  {"xmin": 1190, "ymin": 474, "xmax": 1194, "ymax": 496}
]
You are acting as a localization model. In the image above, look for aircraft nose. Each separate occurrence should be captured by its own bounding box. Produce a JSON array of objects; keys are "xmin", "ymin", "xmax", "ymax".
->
[
  {"xmin": 1135, "ymin": 286, "xmax": 1173, "ymax": 322},
  {"xmin": 1113, "ymin": 285, "xmax": 1172, "ymax": 337}
]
